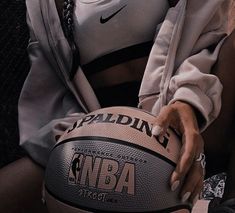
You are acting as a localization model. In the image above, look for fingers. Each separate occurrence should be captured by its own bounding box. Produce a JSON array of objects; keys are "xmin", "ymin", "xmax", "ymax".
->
[
  {"xmin": 151, "ymin": 101, "xmax": 205, "ymax": 204},
  {"xmin": 190, "ymin": 180, "xmax": 203, "ymax": 205},
  {"xmin": 171, "ymin": 131, "xmax": 204, "ymax": 182},
  {"xmin": 171, "ymin": 131, "xmax": 204, "ymax": 202},
  {"xmin": 180, "ymin": 158, "xmax": 204, "ymax": 204}
]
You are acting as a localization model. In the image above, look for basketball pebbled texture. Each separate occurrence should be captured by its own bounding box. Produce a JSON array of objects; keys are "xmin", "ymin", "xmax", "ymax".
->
[{"xmin": 44, "ymin": 107, "xmax": 191, "ymax": 212}]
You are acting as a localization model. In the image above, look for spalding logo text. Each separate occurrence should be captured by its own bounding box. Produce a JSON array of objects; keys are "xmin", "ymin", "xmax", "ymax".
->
[{"xmin": 67, "ymin": 113, "xmax": 170, "ymax": 149}]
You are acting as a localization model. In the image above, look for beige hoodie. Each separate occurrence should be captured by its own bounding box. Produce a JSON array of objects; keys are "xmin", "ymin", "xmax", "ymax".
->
[{"xmin": 19, "ymin": 0, "xmax": 231, "ymax": 166}]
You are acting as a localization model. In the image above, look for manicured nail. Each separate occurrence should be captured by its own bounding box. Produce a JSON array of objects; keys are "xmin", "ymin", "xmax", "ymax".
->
[
  {"xmin": 182, "ymin": 192, "xmax": 191, "ymax": 202},
  {"xmin": 193, "ymin": 194, "xmax": 199, "ymax": 206},
  {"xmin": 171, "ymin": 180, "xmax": 180, "ymax": 192},
  {"xmin": 152, "ymin": 125, "xmax": 163, "ymax": 136}
]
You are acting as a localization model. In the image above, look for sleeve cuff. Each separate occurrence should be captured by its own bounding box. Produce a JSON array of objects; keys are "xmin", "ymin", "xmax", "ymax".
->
[{"xmin": 168, "ymin": 85, "xmax": 216, "ymax": 131}]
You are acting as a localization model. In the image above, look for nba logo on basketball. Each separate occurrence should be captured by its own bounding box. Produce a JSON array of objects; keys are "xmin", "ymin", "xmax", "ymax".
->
[
  {"xmin": 68, "ymin": 152, "xmax": 135, "ymax": 195},
  {"xmin": 68, "ymin": 153, "xmax": 84, "ymax": 184}
]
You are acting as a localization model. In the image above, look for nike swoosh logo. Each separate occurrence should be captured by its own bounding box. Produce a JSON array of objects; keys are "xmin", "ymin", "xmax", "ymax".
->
[{"xmin": 100, "ymin": 5, "xmax": 127, "ymax": 24}]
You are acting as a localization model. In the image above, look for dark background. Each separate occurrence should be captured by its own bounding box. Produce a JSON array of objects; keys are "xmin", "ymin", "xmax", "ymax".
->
[{"xmin": 0, "ymin": 0, "xmax": 29, "ymax": 168}]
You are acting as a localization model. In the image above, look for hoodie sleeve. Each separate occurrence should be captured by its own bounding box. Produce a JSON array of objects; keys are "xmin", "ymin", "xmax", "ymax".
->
[
  {"xmin": 18, "ymin": 13, "xmax": 85, "ymax": 167},
  {"xmin": 168, "ymin": 43, "xmax": 224, "ymax": 131},
  {"xmin": 167, "ymin": 0, "xmax": 230, "ymax": 131},
  {"xmin": 139, "ymin": 0, "xmax": 230, "ymax": 132}
]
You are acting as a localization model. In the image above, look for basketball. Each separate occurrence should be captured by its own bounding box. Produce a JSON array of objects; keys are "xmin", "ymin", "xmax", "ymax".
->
[{"xmin": 44, "ymin": 106, "xmax": 191, "ymax": 212}]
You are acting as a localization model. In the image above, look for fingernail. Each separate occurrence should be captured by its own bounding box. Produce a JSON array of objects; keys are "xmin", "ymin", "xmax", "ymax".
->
[
  {"xmin": 193, "ymin": 194, "xmax": 199, "ymax": 206},
  {"xmin": 152, "ymin": 125, "xmax": 163, "ymax": 136},
  {"xmin": 182, "ymin": 192, "xmax": 191, "ymax": 202},
  {"xmin": 171, "ymin": 180, "xmax": 180, "ymax": 192}
]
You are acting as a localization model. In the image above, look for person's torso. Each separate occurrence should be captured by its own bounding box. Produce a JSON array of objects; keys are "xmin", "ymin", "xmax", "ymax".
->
[
  {"xmin": 74, "ymin": 0, "xmax": 169, "ymax": 75},
  {"xmin": 73, "ymin": 0, "xmax": 169, "ymax": 107}
]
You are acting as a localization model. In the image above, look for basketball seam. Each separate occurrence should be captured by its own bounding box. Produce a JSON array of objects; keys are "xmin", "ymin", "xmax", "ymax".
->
[{"xmin": 52, "ymin": 136, "xmax": 177, "ymax": 167}]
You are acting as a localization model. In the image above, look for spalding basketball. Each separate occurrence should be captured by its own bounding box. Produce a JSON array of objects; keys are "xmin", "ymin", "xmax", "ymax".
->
[{"xmin": 44, "ymin": 107, "xmax": 191, "ymax": 213}]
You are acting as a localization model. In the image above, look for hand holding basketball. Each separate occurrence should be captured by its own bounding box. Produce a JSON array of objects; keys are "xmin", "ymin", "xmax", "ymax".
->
[
  {"xmin": 152, "ymin": 101, "xmax": 205, "ymax": 204},
  {"xmin": 44, "ymin": 106, "xmax": 192, "ymax": 212}
]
